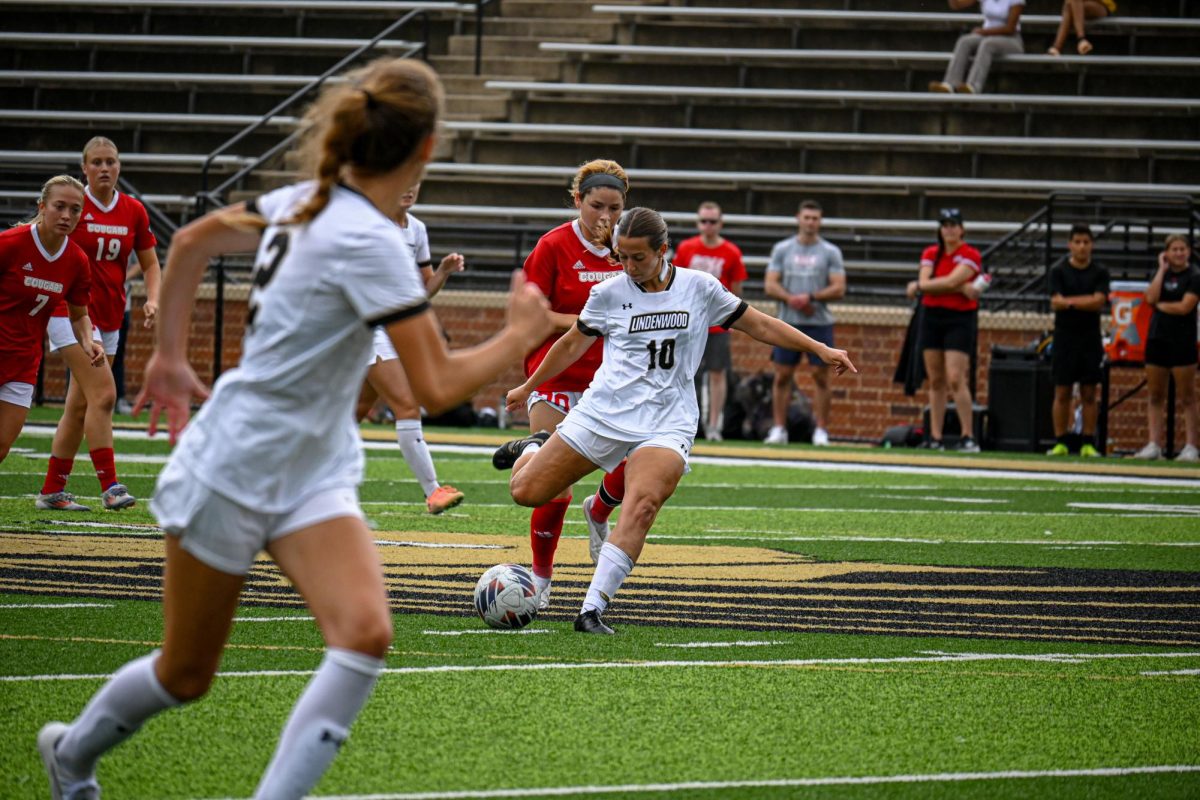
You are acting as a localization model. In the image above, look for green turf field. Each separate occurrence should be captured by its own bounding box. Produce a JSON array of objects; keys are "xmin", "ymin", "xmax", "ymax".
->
[{"xmin": 2, "ymin": 416, "xmax": 1198, "ymax": 799}]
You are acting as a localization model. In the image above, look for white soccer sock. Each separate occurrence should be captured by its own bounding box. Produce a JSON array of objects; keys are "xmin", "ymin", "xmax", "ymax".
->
[
  {"xmin": 253, "ymin": 647, "xmax": 384, "ymax": 800},
  {"xmin": 395, "ymin": 419, "xmax": 439, "ymax": 498},
  {"xmin": 581, "ymin": 542, "xmax": 635, "ymax": 614},
  {"xmin": 56, "ymin": 651, "xmax": 180, "ymax": 780},
  {"xmin": 533, "ymin": 573, "xmax": 551, "ymax": 594}
]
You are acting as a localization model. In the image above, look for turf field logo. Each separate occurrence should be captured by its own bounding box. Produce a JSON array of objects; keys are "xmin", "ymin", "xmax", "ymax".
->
[{"xmin": 630, "ymin": 311, "xmax": 689, "ymax": 333}]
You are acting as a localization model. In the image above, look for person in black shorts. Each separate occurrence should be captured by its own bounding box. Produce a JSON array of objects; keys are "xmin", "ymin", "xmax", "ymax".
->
[
  {"xmin": 1133, "ymin": 234, "xmax": 1200, "ymax": 461},
  {"xmin": 1047, "ymin": 224, "xmax": 1110, "ymax": 456}
]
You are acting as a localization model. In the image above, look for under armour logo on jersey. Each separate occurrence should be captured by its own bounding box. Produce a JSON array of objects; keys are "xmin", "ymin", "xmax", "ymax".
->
[
  {"xmin": 22, "ymin": 262, "xmax": 33, "ymax": 271},
  {"xmin": 622, "ymin": 303, "xmax": 633, "ymax": 310},
  {"xmin": 571, "ymin": 260, "xmax": 586, "ymax": 270},
  {"xmin": 84, "ymin": 213, "xmax": 94, "ymax": 220}
]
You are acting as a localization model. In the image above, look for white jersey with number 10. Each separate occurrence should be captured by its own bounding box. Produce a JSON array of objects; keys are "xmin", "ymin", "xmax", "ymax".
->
[{"xmin": 573, "ymin": 265, "xmax": 745, "ymax": 439}]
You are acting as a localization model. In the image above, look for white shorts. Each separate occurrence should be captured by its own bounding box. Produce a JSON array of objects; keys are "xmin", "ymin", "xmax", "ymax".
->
[
  {"xmin": 151, "ymin": 459, "xmax": 365, "ymax": 576},
  {"xmin": 0, "ymin": 381, "xmax": 34, "ymax": 408},
  {"xmin": 367, "ymin": 327, "xmax": 399, "ymax": 366},
  {"xmin": 47, "ymin": 317, "xmax": 118, "ymax": 355},
  {"xmin": 527, "ymin": 389, "xmax": 582, "ymax": 417},
  {"xmin": 556, "ymin": 414, "xmax": 692, "ymax": 474}
]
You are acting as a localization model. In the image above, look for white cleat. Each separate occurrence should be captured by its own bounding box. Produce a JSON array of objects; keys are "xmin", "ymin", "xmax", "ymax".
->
[
  {"xmin": 1175, "ymin": 444, "xmax": 1199, "ymax": 462},
  {"xmin": 763, "ymin": 426, "xmax": 788, "ymax": 445},
  {"xmin": 811, "ymin": 427, "xmax": 830, "ymax": 446},
  {"xmin": 582, "ymin": 495, "xmax": 610, "ymax": 564},
  {"xmin": 38, "ymin": 722, "xmax": 100, "ymax": 800},
  {"xmin": 535, "ymin": 582, "xmax": 552, "ymax": 612}
]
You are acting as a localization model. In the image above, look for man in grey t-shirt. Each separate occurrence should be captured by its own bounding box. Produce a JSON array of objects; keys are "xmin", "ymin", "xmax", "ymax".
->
[{"xmin": 763, "ymin": 200, "xmax": 846, "ymax": 445}]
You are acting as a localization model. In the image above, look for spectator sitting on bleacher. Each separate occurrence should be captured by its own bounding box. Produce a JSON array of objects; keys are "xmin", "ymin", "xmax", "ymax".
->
[
  {"xmin": 930, "ymin": 0, "xmax": 1025, "ymax": 94},
  {"xmin": 1048, "ymin": 0, "xmax": 1114, "ymax": 56}
]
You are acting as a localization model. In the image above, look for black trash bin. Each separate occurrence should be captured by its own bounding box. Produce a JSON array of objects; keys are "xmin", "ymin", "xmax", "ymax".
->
[{"xmin": 987, "ymin": 346, "xmax": 1055, "ymax": 452}]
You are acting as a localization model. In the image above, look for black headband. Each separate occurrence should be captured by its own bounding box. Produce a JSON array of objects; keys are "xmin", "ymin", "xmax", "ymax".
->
[{"xmin": 578, "ymin": 173, "xmax": 626, "ymax": 194}]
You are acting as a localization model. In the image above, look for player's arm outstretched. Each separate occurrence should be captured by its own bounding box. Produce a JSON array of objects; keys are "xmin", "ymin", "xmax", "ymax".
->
[
  {"xmin": 504, "ymin": 323, "xmax": 597, "ymax": 412},
  {"xmin": 732, "ymin": 305, "xmax": 857, "ymax": 376},
  {"xmin": 387, "ymin": 270, "xmax": 553, "ymax": 414}
]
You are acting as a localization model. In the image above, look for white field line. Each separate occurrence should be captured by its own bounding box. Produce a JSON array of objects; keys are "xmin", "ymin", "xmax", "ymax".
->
[
  {"xmin": 655, "ymin": 640, "xmax": 783, "ymax": 649},
  {"xmin": 421, "ymin": 628, "xmax": 553, "ymax": 636},
  {"xmin": 1141, "ymin": 669, "xmax": 1200, "ymax": 675},
  {"xmin": 869, "ymin": 494, "xmax": 1010, "ymax": 504},
  {"xmin": 212, "ymin": 764, "xmax": 1200, "ymax": 799},
  {"xmin": 373, "ymin": 541, "xmax": 506, "ymax": 550},
  {"xmin": 678, "ymin": 531, "xmax": 1200, "ymax": 547},
  {"xmin": 234, "ymin": 616, "xmax": 314, "ymax": 622},
  {"xmin": 0, "ymin": 603, "xmax": 113, "ymax": 609},
  {"xmin": 14, "ymin": 497, "xmax": 1186, "ymax": 520},
  {"xmin": 6, "ymin": 650, "xmax": 1199, "ymax": 683},
  {"xmin": 17, "ymin": 423, "xmax": 1200, "ymax": 488},
  {"xmin": 1070, "ymin": 502, "xmax": 1200, "ymax": 515}
]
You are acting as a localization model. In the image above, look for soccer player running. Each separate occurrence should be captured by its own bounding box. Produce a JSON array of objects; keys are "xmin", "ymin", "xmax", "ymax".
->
[
  {"xmin": 497, "ymin": 208, "xmax": 856, "ymax": 634},
  {"xmin": 36, "ymin": 137, "xmax": 163, "ymax": 512},
  {"xmin": 355, "ymin": 181, "xmax": 468, "ymax": 514},
  {"xmin": 38, "ymin": 57, "xmax": 553, "ymax": 800},
  {"xmin": 491, "ymin": 160, "xmax": 631, "ymax": 612},
  {"xmin": 0, "ymin": 176, "xmax": 100, "ymax": 466}
]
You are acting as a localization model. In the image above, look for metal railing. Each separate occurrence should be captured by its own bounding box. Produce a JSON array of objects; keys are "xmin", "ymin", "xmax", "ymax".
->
[{"xmin": 473, "ymin": 0, "xmax": 497, "ymax": 75}]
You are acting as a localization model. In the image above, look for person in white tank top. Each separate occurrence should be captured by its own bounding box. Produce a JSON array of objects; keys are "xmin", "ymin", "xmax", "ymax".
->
[
  {"xmin": 496, "ymin": 207, "xmax": 857, "ymax": 635},
  {"xmin": 37, "ymin": 57, "xmax": 552, "ymax": 800}
]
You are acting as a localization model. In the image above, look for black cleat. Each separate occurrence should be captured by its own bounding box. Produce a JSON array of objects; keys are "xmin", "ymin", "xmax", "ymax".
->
[
  {"xmin": 573, "ymin": 609, "xmax": 615, "ymax": 635},
  {"xmin": 492, "ymin": 430, "xmax": 550, "ymax": 470}
]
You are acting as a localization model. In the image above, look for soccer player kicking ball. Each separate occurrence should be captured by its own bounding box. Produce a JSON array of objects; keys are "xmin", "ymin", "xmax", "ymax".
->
[{"xmin": 495, "ymin": 208, "xmax": 856, "ymax": 634}]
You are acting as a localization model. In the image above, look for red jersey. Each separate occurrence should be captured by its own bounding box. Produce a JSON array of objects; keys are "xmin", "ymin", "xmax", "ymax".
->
[
  {"xmin": 523, "ymin": 220, "xmax": 622, "ymax": 392},
  {"xmin": 56, "ymin": 188, "xmax": 156, "ymax": 330},
  {"xmin": 675, "ymin": 236, "xmax": 748, "ymax": 334},
  {"xmin": 0, "ymin": 224, "xmax": 91, "ymax": 385},
  {"xmin": 920, "ymin": 243, "xmax": 982, "ymax": 312}
]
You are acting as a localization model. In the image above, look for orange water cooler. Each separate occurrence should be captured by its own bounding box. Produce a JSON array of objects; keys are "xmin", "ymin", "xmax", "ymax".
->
[{"xmin": 1106, "ymin": 281, "xmax": 1152, "ymax": 363}]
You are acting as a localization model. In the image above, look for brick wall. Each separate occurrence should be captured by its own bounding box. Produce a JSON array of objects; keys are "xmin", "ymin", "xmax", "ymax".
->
[{"xmin": 50, "ymin": 287, "xmax": 1193, "ymax": 455}]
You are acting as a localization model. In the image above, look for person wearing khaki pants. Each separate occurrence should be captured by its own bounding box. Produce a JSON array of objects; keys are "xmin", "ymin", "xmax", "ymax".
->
[{"xmin": 930, "ymin": 0, "xmax": 1025, "ymax": 94}]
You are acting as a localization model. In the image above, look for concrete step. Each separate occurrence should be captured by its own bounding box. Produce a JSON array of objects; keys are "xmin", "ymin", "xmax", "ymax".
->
[
  {"xmin": 498, "ymin": 0, "xmax": 646, "ymax": 18},
  {"xmin": 438, "ymin": 75, "xmax": 492, "ymax": 94},
  {"xmin": 448, "ymin": 34, "xmax": 593, "ymax": 59},
  {"xmin": 430, "ymin": 55, "xmax": 561, "ymax": 79},
  {"xmin": 462, "ymin": 17, "xmax": 616, "ymax": 40},
  {"xmin": 444, "ymin": 93, "xmax": 510, "ymax": 119}
]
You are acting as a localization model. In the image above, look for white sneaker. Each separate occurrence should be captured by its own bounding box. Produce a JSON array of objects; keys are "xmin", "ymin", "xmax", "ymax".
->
[
  {"xmin": 582, "ymin": 495, "xmax": 610, "ymax": 564},
  {"xmin": 38, "ymin": 722, "xmax": 100, "ymax": 800},
  {"xmin": 704, "ymin": 426, "xmax": 723, "ymax": 442},
  {"xmin": 1132, "ymin": 442, "xmax": 1162, "ymax": 460},
  {"xmin": 1175, "ymin": 444, "xmax": 1199, "ymax": 462},
  {"xmin": 535, "ymin": 581, "xmax": 551, "ymax": 612},
  {"xmin": 812, "ymin": 427, "xmax": 830, "ymax": 446},
  {"xmin": 764, "ymin": 426, "xmax": 788, "ymax": 445}
]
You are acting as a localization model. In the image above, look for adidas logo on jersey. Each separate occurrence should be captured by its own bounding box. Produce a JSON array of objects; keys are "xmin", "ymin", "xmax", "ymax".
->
[
  {"xmin": 571, "ymin": 260, "xmax": 586, "ymax": 270},
  {"xmin": 22, "ymin": 262, "xmax": 33, "ymax": 271},
  {"xmin": 84, "ymin": 213, "xmax": 94, "ymax": 220}
]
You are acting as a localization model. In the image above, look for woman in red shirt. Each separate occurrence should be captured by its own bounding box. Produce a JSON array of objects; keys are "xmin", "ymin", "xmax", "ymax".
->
[
  {"xmin": 0, "ymin": 175, "xmax": 99, "ymax": 465},
  {"xmin": 36, "ymin": 137, "xmax": 163, "ymax": 512},
  {"xmin": 906, "ymin": 208, "xmax": 985, "ymax": 452},
  {"xmin": 491, "ymin": 159, "xmax": 629, "ymax": 611}
]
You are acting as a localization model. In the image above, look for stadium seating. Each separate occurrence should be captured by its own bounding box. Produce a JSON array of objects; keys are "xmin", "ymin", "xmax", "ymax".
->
[{"xmin": 0, "ymin": 0, "xmax": 1195, "ymax": 298}]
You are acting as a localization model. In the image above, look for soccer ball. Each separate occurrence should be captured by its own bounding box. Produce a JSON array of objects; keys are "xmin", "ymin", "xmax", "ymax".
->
[{"xmin": 474, "ymin": 563, "xmax": 539, "ymax": 630}]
